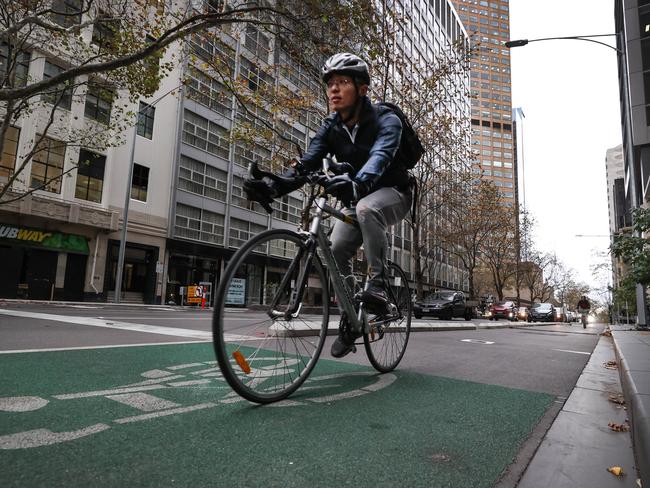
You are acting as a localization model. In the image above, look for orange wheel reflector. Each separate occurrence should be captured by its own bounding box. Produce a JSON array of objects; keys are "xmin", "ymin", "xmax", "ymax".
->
[
  {"xmin": 370, "ymin": 329, "xmax": 375, "ymax": 341},
  {"xmin": 232, "ymin": 351, "xmax": 251, "ymax": 374}
]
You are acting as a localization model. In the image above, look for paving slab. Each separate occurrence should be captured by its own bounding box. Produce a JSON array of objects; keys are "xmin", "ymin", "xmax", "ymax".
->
[
  {"xmin": 612, "ymin": 328, "xmax": 650, "ymax": 486},
  {"xmin": 518, "ymin": 335, "xmax": 638, "ymax": 488}
]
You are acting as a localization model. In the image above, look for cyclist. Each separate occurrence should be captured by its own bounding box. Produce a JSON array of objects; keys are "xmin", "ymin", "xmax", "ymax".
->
[
  {"xmin": 577, "ymin": 295, "xmax": 591, "ymax": 328},
  {"xmin": 244, "ymin": 52, "xmax": 412, "ymax": 358}
]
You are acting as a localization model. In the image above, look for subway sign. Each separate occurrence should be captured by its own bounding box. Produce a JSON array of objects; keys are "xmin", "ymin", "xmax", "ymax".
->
[{"xmin": 0, "ymin": 224, "xmax": 89, "ymax": 254}]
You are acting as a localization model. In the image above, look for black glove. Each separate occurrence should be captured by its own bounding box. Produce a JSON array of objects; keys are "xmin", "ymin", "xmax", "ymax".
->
[
  {"xmin": 271, "ymin": 168, "xmax": 306, "ymax": 197},
  {"xmin": 243, "ymin": 177, "xmax": 275, "ymax": 213},
  {"xmin": 322, "ymin": 175, "xmax": 370, "ymax": 207},
  {"xmin": 243, "ymin": 167, "xmax": 307, "ymax": 214}
]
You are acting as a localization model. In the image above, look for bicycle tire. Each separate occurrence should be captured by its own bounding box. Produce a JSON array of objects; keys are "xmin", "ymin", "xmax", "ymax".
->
[
  {"xmin": 213, "ymin": 229, "xmax": 329, "ymax": 403},
  {"xmin": 363, "ymin": 261, "xmax": 412, "ymax": 372}
]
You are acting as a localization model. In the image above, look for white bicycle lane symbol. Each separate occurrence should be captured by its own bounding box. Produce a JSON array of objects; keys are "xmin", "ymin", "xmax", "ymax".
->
[{"xmin": 0, "ymin": 358, "xmax": 396, "ymax": 450}]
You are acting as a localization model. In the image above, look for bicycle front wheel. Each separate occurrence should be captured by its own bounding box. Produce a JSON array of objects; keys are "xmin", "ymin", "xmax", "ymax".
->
[
  {"xmin": 363, "ymin": 261, "xmax": 412, "ymax": 372},
  {"xmin": 213, "ymin": 229, "xmax": 329, "ymax": 404}
]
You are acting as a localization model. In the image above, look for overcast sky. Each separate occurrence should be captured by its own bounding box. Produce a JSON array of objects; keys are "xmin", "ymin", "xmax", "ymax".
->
[{"xmin": 508, "ymin": 0, "xmax": 620, "ymax": 292}]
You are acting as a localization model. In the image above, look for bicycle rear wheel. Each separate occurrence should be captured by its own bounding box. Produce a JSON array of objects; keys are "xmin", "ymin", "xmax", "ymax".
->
[
  {"xmin": 213, "ymin": 229, "xmax": 329, "ymax": 403},
  {"xmin": 363, "ymin": 261, "xmax": 412, "ymax": 372}
]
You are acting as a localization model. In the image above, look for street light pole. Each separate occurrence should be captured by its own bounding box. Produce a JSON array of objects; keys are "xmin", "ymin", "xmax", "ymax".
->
[
  {"xmin": 113, "ymin": 86, "xmax": 182, "ymax": 304},
  {"xmin": 114, "ymin": 122, "xmax": 138, "ymax": 304},
  {"xmin": 506, "ymin": 33, "xmax": 647, "ymax": 328}
]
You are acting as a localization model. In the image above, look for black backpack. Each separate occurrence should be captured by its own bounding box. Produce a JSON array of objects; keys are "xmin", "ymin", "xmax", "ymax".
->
[{"xmin": 378, "ymin": 102, "xmax": 425, "ymax": 169}]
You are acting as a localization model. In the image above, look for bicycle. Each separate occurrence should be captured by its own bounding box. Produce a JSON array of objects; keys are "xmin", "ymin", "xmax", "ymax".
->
[
  {"xmin": 578, "ymin": 310, "xmax": 589, "ymax": 329},
  {"xmin": 212, "ymin": 158, "xmax": 412, "ymax": 404}
]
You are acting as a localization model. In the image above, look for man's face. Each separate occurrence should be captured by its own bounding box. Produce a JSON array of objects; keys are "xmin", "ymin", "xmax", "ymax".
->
[{"xmin": 326, "ymin": 74, "xmax": 367, "ymax": 112}]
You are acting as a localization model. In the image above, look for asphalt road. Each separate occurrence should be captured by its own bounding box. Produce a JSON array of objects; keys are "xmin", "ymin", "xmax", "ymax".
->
[
  {"xmin": 0, "ymin": 303, "xmax": 602, "ymax": 397},
  {"xmin": 0, "ymin": 302, "xmax": 606, "ymax": 487}
]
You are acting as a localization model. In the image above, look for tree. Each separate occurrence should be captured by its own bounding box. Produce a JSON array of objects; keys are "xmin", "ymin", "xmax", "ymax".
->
[
  {"xmin": 434, "ymin": 174, "xmax": 506, "ymax": 298},
  {"xmin": 480, "ymin": 203, "xmax": 518, "ymax": 301},
  {"xmin": 611, "ymin": 207, "xmax": 650, "ymax": 286},
  {"xmin": 0, "ymin": 0, "xmax": 363, "ymax": 204},
  {"xmin": 513, "ymin": 207, "xmax": 536, "ymax": 304},
  {"xmin": 520, "ymin": 251, "xmax": 556, "ymax": 303},
  {"xmin": 188, "ymin": 1, "xmax": 475, "ymax": 293}
]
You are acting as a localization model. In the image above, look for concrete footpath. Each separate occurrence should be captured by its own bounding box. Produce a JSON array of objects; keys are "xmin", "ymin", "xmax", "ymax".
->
[
  {"xmin": 512, "ymin": 329, "xmax": 638, "ymax": 488},
  {"xmin": 506, "ymin": 324, "xmax": 650, "ymax": 488},
  {"xmin": 611, "ymin": 324, "xmax": 650, "ymax": 487}
]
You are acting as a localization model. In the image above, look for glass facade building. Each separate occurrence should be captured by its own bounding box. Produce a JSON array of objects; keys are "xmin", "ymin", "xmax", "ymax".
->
[{"xmin": 165, "ymin": 0, "xmax": 471, "ymax": 305}]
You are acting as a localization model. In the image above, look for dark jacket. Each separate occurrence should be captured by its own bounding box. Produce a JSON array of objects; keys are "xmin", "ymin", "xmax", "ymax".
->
[{"xmin": 300, "ymin": 97, "xmax": 410, "ymax": 190}]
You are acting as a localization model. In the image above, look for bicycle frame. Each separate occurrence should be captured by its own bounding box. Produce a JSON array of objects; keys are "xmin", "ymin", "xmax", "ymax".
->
[{"xmin": 266, "ymin": 194, "xmax": 367, "ymax": 335}]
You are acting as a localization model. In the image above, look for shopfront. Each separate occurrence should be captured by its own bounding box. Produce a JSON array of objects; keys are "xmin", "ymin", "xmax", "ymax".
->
[
  {"xmin": 105, "ymin": 240, "xmax": 159, "ymax": 304},
  {"xmin": 165, "ymin": 239, "xmax": 225, "ymax": 306},
  {"xmin": 0, "ymin": 223, "xmax": 89, "ymax": 301}
]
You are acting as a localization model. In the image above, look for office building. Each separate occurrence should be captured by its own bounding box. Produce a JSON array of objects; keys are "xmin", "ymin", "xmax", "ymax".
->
[
  {"xmin": 614, "ymin": 0, "xmax": 649, "ymax": 326},
  {"xmin": 453, "ymin": 0, "xmax": 516, "ymax": 206},
  {"xmin": 0, "ymin": 0, "xmax": 471, "ymax": 304}
]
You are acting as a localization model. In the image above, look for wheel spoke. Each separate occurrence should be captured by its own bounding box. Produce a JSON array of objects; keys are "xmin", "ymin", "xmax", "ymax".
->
[
  {"xmin": 213, "ymin": 230, "xmax": 329, "ymax": 403},
  {"xmin": 363, "ymin": 263, "xmax": 411, "ymax": 372}
]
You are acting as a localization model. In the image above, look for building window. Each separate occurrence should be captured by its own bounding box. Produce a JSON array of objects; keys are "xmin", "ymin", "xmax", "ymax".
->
[
  {"xmin": 229, "ymin": 217, "xmax": 266, "ymax": 248},
  {"xmin": 51, "ymin": 0, "xmax": 82, "ymax": 28},
  {"xmin": 0, "ymin": 44, "xmax": 30, "ymax": 87},
  {"xmin": 84, "ymin": 84, "xmax": 113, "ymax": 124},
  {"xmin": 131, "ymin": 163, "xmax": 149, "ymax": 201},
  {"xmin": 43, "ymin": 61, "xmax": 73, "ymax": 110},
  {"xmin": 30, "ymin": 135, "xmax": 66, "ymax": 193},
  {"xmin": 75, "ymin": 149, "xmax": 105, "ymax": 203},
  {"xmin": 244, "ymin": 25, "xmax": 270, "ymax": 60},
  {"xmin": 182, "ymin": 110, "xmax": 230, "ymax": 160},
  {"xmin": 239, "ymin": 57, "xmax": 274, "ymax": 92},
  {"xmin": 175, "ymin": 203, "xmax": 224, "ymax": 245},
  {"xmin": 137, "ymin": 102, "xmax": 155, "ymax": 139},
  {"xmin": 186, "ymin": 67, "xmax": 233, "ymax": 119},
  {"xmin": 272, "ymin": 194, "xmax": 303, "ymax": 224},
  {"xmin": 92, "ymin": 13, "xmax": 119, "ymax": 48},
  {"xmin": 0, "ymin": 126, "xmax": 20, "ymax": 185},
  {"xmin": 178, "ymin": 155, "xmax": 228, "ymax": 201}
]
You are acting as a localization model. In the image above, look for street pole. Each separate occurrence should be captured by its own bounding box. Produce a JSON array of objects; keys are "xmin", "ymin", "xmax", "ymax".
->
[
  {"xmin": 505, "ymin": 33, "xmax": 647, "ymax": 328},
  {"xmin": 114, "ymin": 123, "xmax": 138, "ymax": 303},
  {"xmin": 113, "ymin": 86, "xmax": 181, "ymax": 304}
]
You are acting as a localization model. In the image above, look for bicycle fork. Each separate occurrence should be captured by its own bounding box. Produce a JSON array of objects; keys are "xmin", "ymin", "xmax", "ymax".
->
[{"xmin": 267, "ymin": 240, "xmax": 317, "ymax": 320}]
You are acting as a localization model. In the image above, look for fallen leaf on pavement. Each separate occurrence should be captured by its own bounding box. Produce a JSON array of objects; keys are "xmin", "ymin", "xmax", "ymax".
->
[
  {"xmin": 604, "ymin": 360, "xmax": 618, "ymax": 370},
  {"xmin": 608, "ymin": 394, "xmax": 626, "ymax": 406},
  {"xmin": 607, "ymin": 466, "xmax": 625, "ymax": 477},
  {"xmin": 608, "ymin": 421, "xmax": 630, "ymax": 432}
]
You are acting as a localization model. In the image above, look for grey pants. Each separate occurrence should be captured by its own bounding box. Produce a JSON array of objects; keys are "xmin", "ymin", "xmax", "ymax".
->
[{"xmin": 330, "ymin": 186, "xmax": 411, "ymax": 288}]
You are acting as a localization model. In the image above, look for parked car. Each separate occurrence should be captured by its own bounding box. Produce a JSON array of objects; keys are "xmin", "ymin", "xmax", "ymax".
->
[
  {"xmin": 487, "ymin": 301, "xmax": 517, "ymax": 321},
  {"xmin": 566, "ymin": 311, "xmax": 576, "ymax": 323},
  {"xmin": 516, "ymin": 306, "xmax": 529, "ymax": 321},
  {"xmin": 413, "ymin": 291, "xmax": 472, "ymax": 320},
  {"xmin": 528, "ymin": 303, "xmax": 555, "ymax": 322},
  {"xmin": 554, "ymin": 306, "xmax": 567, "ymax": 322}
]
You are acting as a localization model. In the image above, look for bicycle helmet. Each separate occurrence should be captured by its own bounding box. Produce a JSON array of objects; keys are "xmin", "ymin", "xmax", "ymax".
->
[{"xmin": 321, "ymin": 53, "xmax": 370, "ymax": 85}]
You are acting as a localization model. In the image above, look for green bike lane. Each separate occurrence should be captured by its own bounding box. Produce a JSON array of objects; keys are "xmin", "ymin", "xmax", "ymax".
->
[{"xmin": 0, "ymin": 342, "xmax": 553, "ymax": 487}]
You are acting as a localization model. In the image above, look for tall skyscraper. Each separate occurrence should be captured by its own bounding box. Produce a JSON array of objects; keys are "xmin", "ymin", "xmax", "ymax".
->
[{"xmin": 453, "ymin": 0, "xmax": 516, "ymax": 206}]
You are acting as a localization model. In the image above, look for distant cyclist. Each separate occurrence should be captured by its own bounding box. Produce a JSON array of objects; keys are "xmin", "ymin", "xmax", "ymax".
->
[{"xmin": 577, "ymin": 295, "xmax": 591, "ymax": 329}]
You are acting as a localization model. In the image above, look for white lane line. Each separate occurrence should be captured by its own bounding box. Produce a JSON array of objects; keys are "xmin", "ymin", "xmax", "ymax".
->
[
  {"xmin": 0, "ymin": 340, "xmax": 207, "ymax": 354},
  {"xmin": 106, "ymin": 392, "xmax": 180, "ymax": 412},
  {"xmin": 114, "ymin": 403, "xmax": 218, "ymax": 424},
  {"xmin": 461, "ymin": 339, "xmax": 495, "ymax": 345},
  {"xmin": 53, "ymin": 384, "xmax": 165, "ymax": 400},
  {"xmin": 0, "ymin": 308, "xmax": 211, "ymax": 340},
  {"xmin": 95, "ymin": 316, "xmax": 212, "ymax": 320},
  {"xmin": 552, "ymin": 349, "xmax": 591, "ymax": 355}
]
